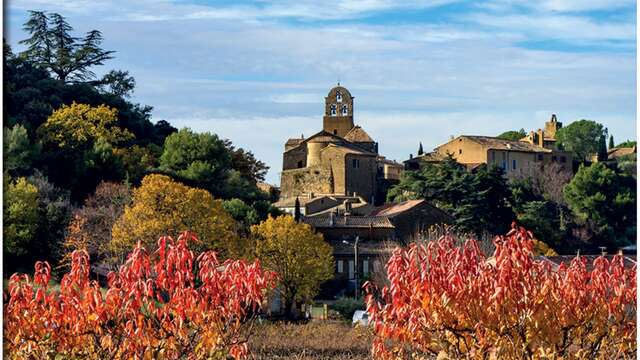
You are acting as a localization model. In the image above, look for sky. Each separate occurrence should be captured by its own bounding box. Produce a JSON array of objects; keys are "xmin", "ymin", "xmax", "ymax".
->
[{"xmin": 5, "ymin": 0, "xmax": 637, "ymax": 185}]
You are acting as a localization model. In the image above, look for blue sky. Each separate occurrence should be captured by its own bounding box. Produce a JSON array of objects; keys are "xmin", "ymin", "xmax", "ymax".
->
[{"xmin": 6, "ymin": 0, "xmax": 637, "ymax": 184}]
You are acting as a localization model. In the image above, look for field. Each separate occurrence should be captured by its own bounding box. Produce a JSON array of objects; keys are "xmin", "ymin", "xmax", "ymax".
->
[{"xmin": 248, "ymin": 321, "xmax": 373, "ymax": 359}]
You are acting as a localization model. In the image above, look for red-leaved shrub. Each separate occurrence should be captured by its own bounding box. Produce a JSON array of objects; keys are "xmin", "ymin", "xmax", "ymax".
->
[
  {"xmin": 4, "ymin": 231, "xmax": 275, "ymax": 359},
  {"xmin": 365, "ymin": 225, "xmax": 637, "ymax": 359}
]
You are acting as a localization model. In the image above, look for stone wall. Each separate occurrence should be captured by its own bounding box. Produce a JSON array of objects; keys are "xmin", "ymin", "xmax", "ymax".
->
[
  {"xmin": 280, "ymin": 165, "xmax": 334, "ymax": 199},
  {"xmin": 345, "ymin": 153, "xmax": 377, "ymax": 203},
  {"xmin": 283, "ymin": 146, "xmax": 307, "ymax": 170}
]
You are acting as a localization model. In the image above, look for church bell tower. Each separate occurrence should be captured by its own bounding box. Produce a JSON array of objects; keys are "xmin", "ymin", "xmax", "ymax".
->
[{"xmin": 323, "ymin": 84, "xmax": 355, "ymax": 137}]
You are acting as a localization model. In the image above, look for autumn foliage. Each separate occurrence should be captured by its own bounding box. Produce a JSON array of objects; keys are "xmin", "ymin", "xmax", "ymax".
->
[
  {"xmin": 365, "ymin": 225, "xmax": 637, "ymax": 359},
  {"xmin": 4, "ymin": 231, "xmax": 275, "ymax": 359}
]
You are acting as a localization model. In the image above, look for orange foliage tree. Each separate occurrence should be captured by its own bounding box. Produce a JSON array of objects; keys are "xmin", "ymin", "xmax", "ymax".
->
[
  {"xmin": 4, "ymin": 231, "xmax": 276, "ymax": 359},
  {"xmin": 365, "ymin": 225, "xmax": 637, "ymax": 359}
]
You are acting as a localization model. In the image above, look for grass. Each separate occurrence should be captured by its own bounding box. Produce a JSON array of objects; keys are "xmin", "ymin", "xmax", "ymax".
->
[{"xmin": 248, "ymin": 320, "xmax": 374, "ymax": 359}]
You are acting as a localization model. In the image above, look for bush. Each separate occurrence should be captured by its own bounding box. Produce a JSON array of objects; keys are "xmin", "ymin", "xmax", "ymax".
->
[
  {"xmin": 4, "ymin": 231, "xmax": 276, "ymax": 359},
  {"xmin": 331, "ymin": 297, "xmax": 365, "ymax": 321},
  {"xmin": 365, "ymin": 225, "xmax": 637, "ymax": 359}
]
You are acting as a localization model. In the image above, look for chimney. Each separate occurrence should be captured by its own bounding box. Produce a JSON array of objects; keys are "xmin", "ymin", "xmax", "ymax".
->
[{"xmin": 537, "ymin": 129, "xmax": 544, "ymax": 147}]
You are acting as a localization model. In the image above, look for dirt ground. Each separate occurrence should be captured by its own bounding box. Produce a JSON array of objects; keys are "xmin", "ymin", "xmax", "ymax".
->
[{"xmin": 248, "ymin": 320, "xmax": 373, "ymax": 359}]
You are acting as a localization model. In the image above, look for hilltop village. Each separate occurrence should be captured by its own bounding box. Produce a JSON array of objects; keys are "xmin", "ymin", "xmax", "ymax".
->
[{"xmin": 269, "ymin": 84, "xmax": 636, "ymax": 296}]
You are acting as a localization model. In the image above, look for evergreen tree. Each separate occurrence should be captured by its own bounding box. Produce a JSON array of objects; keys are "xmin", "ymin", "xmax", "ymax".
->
[
  {"xmin": 597, "ymin": 134, "xmax": 608, "ymax": 161},
  {"xmin": 294, "ymin": 197, "xmax": 301, "ymax": 222},
  {"xmin": 19, "ymin": 11, "xmax": 115, "ymax": 83},
  {"xmin": 609, "ymin": 135, "xmax": 615, "ymax": 150},
  {"xmin": 418, "ymin": 142, "xmax": 424, "ymax": 155}
]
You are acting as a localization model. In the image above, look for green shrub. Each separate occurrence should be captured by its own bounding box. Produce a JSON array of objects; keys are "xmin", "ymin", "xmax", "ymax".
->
[{"xmin": 331, "ymin": 297, "xmax": 364, "ymax": 321}]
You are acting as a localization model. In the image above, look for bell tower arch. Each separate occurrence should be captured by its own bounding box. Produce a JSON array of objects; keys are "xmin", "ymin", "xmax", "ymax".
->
[{"xmin": 323, "ymin": 84, "xmax": 355, "ymax": 137}]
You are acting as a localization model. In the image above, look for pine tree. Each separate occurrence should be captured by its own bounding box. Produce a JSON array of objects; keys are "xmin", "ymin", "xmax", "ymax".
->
[{"xmin": 418, "ymin": 142, "xmax": 424, "ymax": 156}]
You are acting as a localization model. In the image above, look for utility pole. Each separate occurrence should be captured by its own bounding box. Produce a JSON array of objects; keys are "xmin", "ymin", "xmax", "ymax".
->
[{"xmin": 344, "ymin": 236, "xmax": 360, "ymax": 298}]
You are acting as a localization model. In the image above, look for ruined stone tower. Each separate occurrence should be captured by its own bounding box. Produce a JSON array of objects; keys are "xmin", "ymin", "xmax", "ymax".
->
[{"xmin": 323, "ymin": 84, "xmax": 354, "ymax": 137}]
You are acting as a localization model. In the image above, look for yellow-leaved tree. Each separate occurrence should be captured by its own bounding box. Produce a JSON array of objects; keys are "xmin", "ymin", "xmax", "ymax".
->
[
  {"xmin": 251, "ymin": 215, "xmax": 334, "ymax": 318},
  {"xmin": 111, "ymin": 174, "xmax": 238, "ymax": 262},
  {"xmin": 38, "ymin": 102, "xmax": 133, "ymax": 150}
]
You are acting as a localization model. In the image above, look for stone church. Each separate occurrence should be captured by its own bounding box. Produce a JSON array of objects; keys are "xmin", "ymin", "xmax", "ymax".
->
[{"xmin": 277, "ymin": 84, "xmax": 402, "ymax": 213}]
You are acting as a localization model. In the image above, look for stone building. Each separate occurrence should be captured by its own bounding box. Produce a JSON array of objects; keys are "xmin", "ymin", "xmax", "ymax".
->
[
  {"xmin": 406, "ymin": 115, "xmax": 573, "ymax": 177},
  {"xmin": 278, "ymin": 84, "xmax": 403, "ymax": 210}
]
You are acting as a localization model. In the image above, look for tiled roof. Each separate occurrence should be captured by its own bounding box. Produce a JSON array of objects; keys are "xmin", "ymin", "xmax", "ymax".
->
[
  {"xmin": 608, "ymin": 146, "xmax": 636, "ymax": 159},
  {"xmin": 404, "ymin": 152, "xmax": 446, "ymax": 163},
  {"xmin": 303, "ymin": 214, "xmax": 395, "ymax": 228},
  {"xmin": 369, "ymin": 199, "xmax": 425, "ymax": 217},
  {"xmin": 453, "ymin": 136, "xmax": 552, "ymax": 153},
  {"xmin": 344, "ymin": 126, "xmax": 375, "ymax": 143},
  {"xmin": 285, "ymin": 138, "xmax": 303, "ymax": 146}
]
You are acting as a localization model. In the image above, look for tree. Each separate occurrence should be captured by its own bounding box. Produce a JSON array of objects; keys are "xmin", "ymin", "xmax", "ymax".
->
[
  {"xmin": 27, "ymin": 171, "xmax": 73, "ymax": 262},
  {"xmin": 364, "ymin": 226, "xmax": 637, "ymax": 359},
  {"xmin": 97, "ymin": 69, "xmax": 135, "ymax": 98},
  {"xmin": 609, "ymin": 135, "xmax": 615, "ymax": 150},
  {"xmin": 4, "ymin": 231, "xmax": 275, "ymax": 359},
  {"xmin": 222, "ymin": 198, "xmax": 260, "ymax": 230},
  {"xmin": 251, "ymin": 215, "xmax": 334, "ymax": 318},
  {"xmin": 3, "ymin": 177, "xmax": 39, "ymax": 258},
  {"xmin": 555, "ymin": 119, "xmax": 606, "ymax": 161},
  {"xmin": 496, "ymin": 128, "xmax": 526, "ymax": 141},
  {"xmin": 564, "ymin": 163, "xmax": 636, "ymax": 247},
  {"xmin": 3, "ymin": 124, "xmax": 40, "ymax": 176},
  {"xmin": 19, "ymin": 11, "xmax": 115, "ymax": 83},
  {"xmin": 616, "ymin": 140, "xmax": 637, "ymax": 148},
  {"xmin": 418, "ymin": 142, "xmax": 424, "ymax": 155},
  {"xmin": 111, "ymin": 174, "xmax": 238, "ymax": 263},
  {"xmin": 159, "ymin": 128, "xmax": 269, "ymax": 203},
  {"xmin": 113, "ymin": 144, "xmax": 161, "ymax": 184},
  {"xmin": 38, "ymin": 102, "xmax": 133, "ymax": 150},
  {"xmin": 388, "ymin": 156, "xmax": 514, "ymax": 236},
  {"xmin": 597, "ymin": 133, "xmax": 608, "ymax": 161},
  {"xmin": 294, "ymin": 196, "xmax": 301, "ymax": 222},
  {"xmin": 62, "ymin": 181, "xmax": 131, "ymax": 268},
  {"xmin": 159, "ymin": 128, "xmax": 231, "ymax": 193}
]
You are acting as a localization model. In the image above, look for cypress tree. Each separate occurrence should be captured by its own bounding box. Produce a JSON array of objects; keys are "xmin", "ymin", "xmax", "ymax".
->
[
  {"xmin": 597, "ymin": 134, "xmax": 608, "ymax": 161},
  {"xmin": 294, "ymin": 196, "xmax": 301, "ymax": 222},
  {"xmin": 418, "ymin": 142, "xmax": 424, "ymax": 155},
  {"xmin": 609, "ymin": 135, "xmax": 615, "ymax": 150}
]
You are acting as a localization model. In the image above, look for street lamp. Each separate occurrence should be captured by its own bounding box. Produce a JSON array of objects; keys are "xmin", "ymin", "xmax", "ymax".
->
[{"xmin": 343, "ymin": 236, "xmax": 360, "ymax": 299}]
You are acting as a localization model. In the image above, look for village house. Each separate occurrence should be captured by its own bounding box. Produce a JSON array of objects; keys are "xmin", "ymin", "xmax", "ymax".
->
[{"xmin": 405, "ymin": 114, "xmax": 573, "ymax": 177}]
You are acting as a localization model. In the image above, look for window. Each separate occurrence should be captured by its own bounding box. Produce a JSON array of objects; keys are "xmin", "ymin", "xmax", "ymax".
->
[
  {"xmin": 560, "ymin": 156, "xmax": 566, "ymax": 163},
  {"xmin": 552, "ymin": 156, "xmax": 557, "ymax": 162},
  {"xmin": 330, "ymin": 104, "xmax": 337, "ymax": 116},
  {"xmin": 459, "ymin": 149, "xmax": 463, "ymax": 155},
  {"xmin": 352, "ymin": 159, "xmax": 360, "ymax": 168},
  {"xmin": 537, "ymin": 154, "xmax": 543, "ymax": 161},
  {"xmin": 297, "ymin": 160, "xmax": 303, "ymax": 168},
  {"xmin": 491, "ymin": 151, "xmax": 495, "ymax": 162},
  {"xmin": 363, "ymin": 260, "xmax": 369, "ymax": 274},
  {"xmin": 336, "ymin": 91, "xmax": 342, "ymax": 103},
  {"xmin": 348, "ymin": 260, "xmax": 354, "ymax": 279},
  {"xmin": 512, "ymin": 159, "xmax": 517, "ymax": 170},
  {"xmin": 337, "ymin": 260, "xmax": 344, "ymax": 273},
  {"xmin": 501, "ymin": 160, "xmax": 506, "ymax": 169},
  {"xmin": 341, "ymin": 105, "xmax": 348, "ymax": 115}
]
